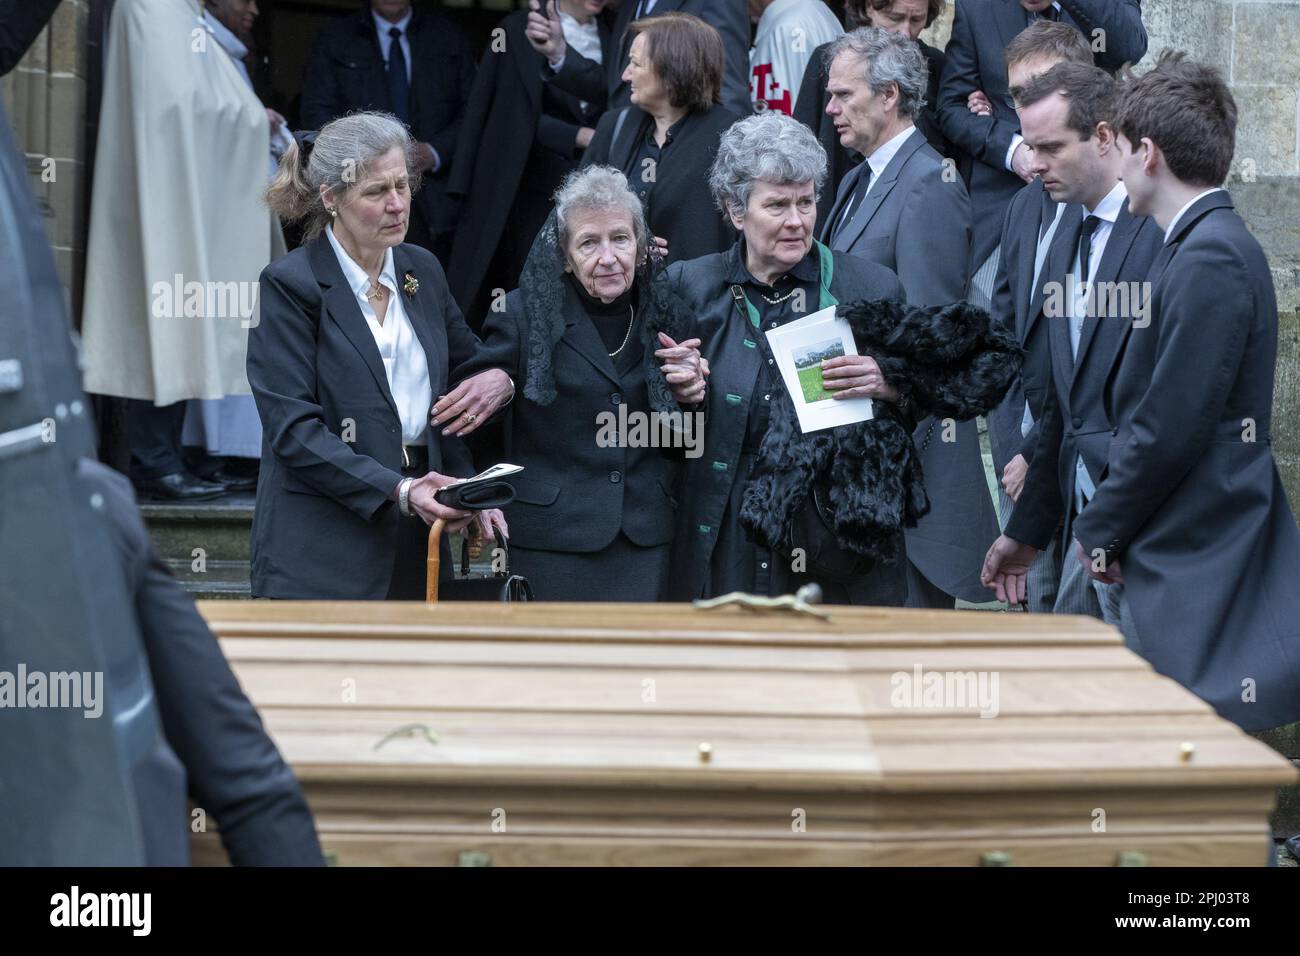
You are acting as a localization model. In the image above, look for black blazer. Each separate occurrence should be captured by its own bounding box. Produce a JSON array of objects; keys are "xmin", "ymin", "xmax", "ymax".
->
[
  {"xmin": 462, "ymin": 284, "xmax": 678, "ymax": 554},
  {"xmin": 81, "ymin": 459, "xmax": 324, "ymax": 866},
  {"xmin": 300, "ymin": 8, "xmax": 476, "ymax": 238},
  {"xmin": 447, "ymin": 9, "xmax": 614, "ymax": 316},
  {"xmin": 247, "ymin": 236, "xmax": 481, "ymax": 599},
  {"xmin": 937, "ymin": 0, "xmax": 1148, "ymax": 268},
  {"xmin": 1007, "ymin": 196, "xmax": 1162, "ymax": 546},
  {"xmin": 1068, "ymin": 191, "xmax": 1300, "ymax": 732},
  {"xmin": 544, "ymin": 0, "xmax": 752, "ymax": 117},
  {"xmin": 583, "ymin": 102, "xmax": 739, "ymax": 264}
]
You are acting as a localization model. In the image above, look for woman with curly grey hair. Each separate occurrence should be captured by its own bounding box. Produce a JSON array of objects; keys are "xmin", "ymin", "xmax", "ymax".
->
[
  {"xmin": 451, "ymin": 164, "xmax": 706, "ymax": 601},
  {"xmin": 249, "ymin": 112, "xmax": 513, "ymax": 600},
  {"xmin": 662, "ymin": 111, "xmax": 1018, "ymax": 605}
]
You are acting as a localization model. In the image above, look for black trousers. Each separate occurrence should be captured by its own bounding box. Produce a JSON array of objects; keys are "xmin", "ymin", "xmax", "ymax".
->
[{"xmin": 127, "ymin": 398, "xmax": 185, "ymax": 480}]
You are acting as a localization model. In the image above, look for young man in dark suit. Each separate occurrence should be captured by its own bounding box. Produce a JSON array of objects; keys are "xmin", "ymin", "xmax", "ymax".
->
[
  {"xmin": 984, "ymin": 53, "xmax": 1300, "ymax": 733},
  {"xmin": 983, "ymin": 22, "xmax": 1099, "ymax": 614},
  {"xmin": 300, "ymin": 0, "xmax": 476, "ymax": 262},
  {"xmin": 937, "ymin": 0, "xmax": 1147, "ymax": 305},
  {"xmin": 990, "ymin": 61, "xmax": 1164, "ymax": 622}
]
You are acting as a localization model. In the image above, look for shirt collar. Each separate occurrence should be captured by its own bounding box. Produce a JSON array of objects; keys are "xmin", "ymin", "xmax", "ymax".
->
[
  {"xmin": 1084, "ymin": 180, "xmax": 1127, "ymax": 225},
  {"xmin": 202, "ymin": 10, "xmax": 248, "ymax": 60},
  {"xmin": 643, "ymin": 114, "xmax": 688, "ymax": 148},
  {"xmin": 1165, "ymin": 186, "xmax": 1226, "ymax": 241},
  {"xmin": 326, "ymin": 226, "xmax": 397, "ymax": 299},
  {"xmin": 373, "ymin": 8, "xmax": 413, "ymax": 38},
  {"xmin": 866, "ymin": 126, "xmax": 917, "ymax": 181},
  {"xmin": 726, "ymin": 238, "xmax": 819, "ymax": 288}
]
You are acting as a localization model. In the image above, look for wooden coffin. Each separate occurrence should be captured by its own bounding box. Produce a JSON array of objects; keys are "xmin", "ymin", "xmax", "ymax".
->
[{"xmin": 192, "ymin": 601, "xmax": 1296, "ymax": 866}]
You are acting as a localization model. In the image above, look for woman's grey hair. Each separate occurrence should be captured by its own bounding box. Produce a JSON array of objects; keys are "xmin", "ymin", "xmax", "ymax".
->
[
  {"xmin": 708, "ymin": 112, "xmax": 828, "ymax": 217},
  {"xmin": 552, "ymin": 165, "xmax": 650, "ymax": 256},
  {"xmin": 826, "ymin": 27, "xmax": 929, "ymax": 121},
  {"xmin": 265, "ymin": 111, "xmax": 416, "ymax": 242}
]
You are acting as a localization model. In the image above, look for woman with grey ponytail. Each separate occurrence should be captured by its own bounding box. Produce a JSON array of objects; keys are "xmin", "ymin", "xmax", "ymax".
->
[{"xmin": 248, "ymin": 112, "xmax": 514, "ymax": 600}]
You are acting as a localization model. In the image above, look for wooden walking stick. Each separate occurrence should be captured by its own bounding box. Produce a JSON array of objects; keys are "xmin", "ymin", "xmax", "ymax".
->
[{"xmin": 425, "ymin": 517, "xmax": 445, "ymax": 603}]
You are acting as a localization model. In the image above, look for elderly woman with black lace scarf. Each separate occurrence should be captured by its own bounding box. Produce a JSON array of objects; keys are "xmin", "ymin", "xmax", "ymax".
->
[
  {"xmin": 450, "ymin": 165, "xmax": 706, "ymax": 601},
  {"xmin": 663, "ymin": 112, "xmax": 1019, "ymax": 606}
]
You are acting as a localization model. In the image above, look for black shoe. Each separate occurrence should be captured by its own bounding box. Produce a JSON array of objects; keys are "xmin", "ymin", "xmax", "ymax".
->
[
  {"xmin": 134, "ymin": 472, "xmax": 227, "ymax": 501},
  {"xmin": 210, "ymin": 467, "xmax": 258, "ymax": 492}
]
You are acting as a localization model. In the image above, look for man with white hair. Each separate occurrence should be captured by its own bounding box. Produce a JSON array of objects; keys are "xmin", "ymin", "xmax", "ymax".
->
[{"xmin": 820, "ymin": 27, "xmax": 995, "ymax": 610}]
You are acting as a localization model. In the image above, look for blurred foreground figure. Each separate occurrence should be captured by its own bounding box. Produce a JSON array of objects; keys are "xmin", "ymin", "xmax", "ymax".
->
[{"xmin": 80, "ymin": 0, "xmax": 280, "ymax": 501}]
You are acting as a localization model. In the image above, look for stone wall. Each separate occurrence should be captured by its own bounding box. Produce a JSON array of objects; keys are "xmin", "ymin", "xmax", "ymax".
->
[
  {"xmin": 0, "ymin": 0, "xmax": 91, "ymax": 319},
  {"xmin": 925, "ymin": 0, "xmax": 1300, "ymax": 509}
]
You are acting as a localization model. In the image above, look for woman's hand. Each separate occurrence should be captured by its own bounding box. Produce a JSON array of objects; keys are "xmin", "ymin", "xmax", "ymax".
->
[
  {"xmin": 432, "ymin": 368, "xmax": 514, "ymax": 437},
  {"xmin": 475, "ymin": 508, "xmax": 509, "ymax": 542},
  {"xmin": 407, "ymin": 472, "xmax": 473, "ymax": 531},
  {"xmin": 525, "ymin": 0, "xmax": 566, "ymax": 63},
  {"xmin": 655, "ymin": 333, "xmax": 708, "ymax": 406},
  {"xmin": 821, "ymin": 354, "xmax": 899, "ymax": 403}
]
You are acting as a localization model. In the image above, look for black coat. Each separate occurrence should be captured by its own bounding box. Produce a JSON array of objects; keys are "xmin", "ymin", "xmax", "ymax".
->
[
  {"xmin": 544, "ymin": 0, "xmax": 752, "ymax": 118},
  {"xmin": 0, "ymin": 0, "xmax": 60, "ymax": 75},
  {"xmin": 1068, "ymin": 191, "xmax": 1300, "ymax": 731},
  {"xmin": 583, "ymin": 102, "xmax": 739, "ymax": 264},
  {"xmin": 661, "ymin": 243, "xmax": 908, "ymax": 600},
  {"xmin": 793, "ymin": 38, "xmax": 953, "ymax": 231},
  {"xmin": 247, "ymin": 236, "xmax": 481, "ymax": 599},
  {"xmin": 82, "ymin": 459, "xmax": 324, "ymax": 866},
  {"xmin": 452, "ymin": 221, "xmax": 687, "ymax": 560},
  {"xmin": 300, "ymin": 8, "xmax": 476, "ymax": 241},
  {"xmin": 447, "ymin": 9, "xmax": 614, "ymax": 319},
  {"xmin": 986, "ymin": 179, "xmax": 1060, "ymax": 476},
  {"xmin": 1006, "ymin": 197, "xmax": 1163, "ymax": 545},
  {"xmin": 937, "ymin": 0, "xmax": 1148, "ymax": 267}
]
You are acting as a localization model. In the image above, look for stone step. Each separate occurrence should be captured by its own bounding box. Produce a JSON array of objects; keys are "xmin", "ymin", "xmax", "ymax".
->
[
  {"xmin": 164, "ymin": 558, "xmax": 252, "ymax": 600},
  {"xmin": 139, "ymin": 492, "xmax": 254, "ymax": 564}
]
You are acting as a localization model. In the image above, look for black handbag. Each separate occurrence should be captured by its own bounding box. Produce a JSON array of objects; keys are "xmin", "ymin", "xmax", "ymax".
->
[
  {"xmin": 790, "ymin": 481, "xmax": 877, "ymax": 585},
  {"xmin": 439, "ymin": 530, "xmax": 533, "ymax": 602},
  {"xmin": 434, "ymin": 478, "xmax": 517, "ymax": 511}
]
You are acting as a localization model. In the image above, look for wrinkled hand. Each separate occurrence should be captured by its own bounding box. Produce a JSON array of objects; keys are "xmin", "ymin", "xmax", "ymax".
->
[
  {"xmin": 651, "ymin": 235, "xmax": 669, "ymax": 262},
  {"xmin": 408, "ymin": 471, "xmax": 474, "ymax": 531},
  {"xmin": 821, "ymin": 354, "xmax": 899, "ymax": 402},
  {"xmin": 576, "ymin": 126, "xmax": 595, "ymax": 150},
  {"xmin": 432, "ymin": 369, "xmax": 514, "ymax": 437},
  {"xmin": 1075, "ymin": 537, "xmax": 1123, "ymax": 585},
  {"xmin": 1011, "ymin": 141, "xmax": 1035, "ymax": 183},
  {"xmin": 1001, "ymin": 453, "xmax": 1028, "ymax": 502},
  {"xmin": 980, "ymin": 534, "xmax": 1039, "ymax": 605},
  {"xmin": 655, "ymin": 333, "xmax": 708, "ymax": 405},
  {"xmin": 967, "ymin": 89, "xmax": 992, "ymax": 116},
  {"xmin": 525, "ymin": 0, "xmax": 566, "ymax": 62}
]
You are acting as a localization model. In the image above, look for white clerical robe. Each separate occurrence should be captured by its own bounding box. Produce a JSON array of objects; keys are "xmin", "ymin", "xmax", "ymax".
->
[{"xmin": 81, "ymin": 0, "xmax": 275, "ymax": 406}]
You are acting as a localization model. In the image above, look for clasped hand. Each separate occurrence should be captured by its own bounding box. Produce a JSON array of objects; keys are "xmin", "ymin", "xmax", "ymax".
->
[
  {"xmin": 821, "ymin": 354, "xmax": 898, "ymax": 402},
  {"xmin": 654, "ymin": 333, "xmax": 709, "ymax": 405}
]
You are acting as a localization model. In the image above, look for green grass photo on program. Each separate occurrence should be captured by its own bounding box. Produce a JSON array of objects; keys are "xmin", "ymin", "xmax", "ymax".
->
[{"xmin": 793, "ymin": 338, "xmax": 844, "ymax": 404}]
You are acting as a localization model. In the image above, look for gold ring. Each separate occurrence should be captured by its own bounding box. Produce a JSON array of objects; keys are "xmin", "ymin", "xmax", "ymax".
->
[{"xmin": 465, "ymin": 413, "xmax": 477, "ymax": 425}]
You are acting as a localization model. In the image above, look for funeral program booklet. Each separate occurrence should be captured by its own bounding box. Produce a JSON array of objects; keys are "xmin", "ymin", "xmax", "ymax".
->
[{"xmin": 764, "ymin": 306, "xmax": 875, "ymax": 433}]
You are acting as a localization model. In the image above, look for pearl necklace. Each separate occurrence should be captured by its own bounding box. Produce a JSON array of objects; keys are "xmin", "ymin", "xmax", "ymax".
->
[{"xmin": 608, "ymin": 305, "xmax": 636, "ymax": 357}]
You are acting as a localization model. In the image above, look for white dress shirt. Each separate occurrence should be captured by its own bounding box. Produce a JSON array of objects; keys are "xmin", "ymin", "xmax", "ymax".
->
[
  {"xmin": 326, "ymin": 226, "xmax": 432, "ymax": 445},
  {"xmin": 1068, "ymin": 179, "xmax": 1126, "ymax": 510},
  {"xmin": 1165, "ymin": 186, "xmax": 1225, "ymax": 241},
  {"xmin": 838, "ymin": 125, "xmax": 918, "ymax": 229}
]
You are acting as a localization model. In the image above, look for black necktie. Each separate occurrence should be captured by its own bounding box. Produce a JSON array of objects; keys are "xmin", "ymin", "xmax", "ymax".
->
[
  {"xmin": 1033, "ymin": 5, "xmax": 1060, "ymax": 23},
  {"xmin": 833, "ymin": 166, "xmax": 873, "ymax": 241},
  {"xmin": 387, "ymin": 27, "xmax": 410, "ymax": 124},
  {"xmin": 1076, "ymin": 214, "xmax": 1101, "ymax": 282}
]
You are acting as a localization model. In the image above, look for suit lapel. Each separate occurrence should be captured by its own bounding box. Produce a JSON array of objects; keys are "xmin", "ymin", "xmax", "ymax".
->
[
  {"xmin": 310, "ymin": 237, "xmax": 400, "ymax": 418},
  {"xmin": 1069, "ymin": 203, "xmax": 1139, "ymax": 389},
  {"xmin": 821, "ymin": 162, "xmax": 863, "ymax": 246},
  {"xmin": 392, "ymin": 245, "xmax": 441, "ymax": 377},
  {"xmin": 1027, "ymin": 204, "xmax": 1080, "ymax": 340},
  {"xmin": 833, "ymin": 130, "xmax": 925, "ymax": 251},
  {"xmin": 562, "ymin": 283, "xmax": 624, "ymax": 389}
]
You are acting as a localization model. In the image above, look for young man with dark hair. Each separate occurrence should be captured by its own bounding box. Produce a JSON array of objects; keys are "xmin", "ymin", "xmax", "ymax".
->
[
  {"xmin": 985, "ymin": 60, "xmax": 1163, "ymax": 622},
  {"xmin": 985, "ymin": 53, "xmax": 1300, "ymax": 733},
  {"xmin": 983, "ymin": 21, "xmax": 1095, "ymax": 614}
]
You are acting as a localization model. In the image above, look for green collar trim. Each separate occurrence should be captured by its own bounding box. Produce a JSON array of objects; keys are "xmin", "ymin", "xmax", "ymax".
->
[{"xmin": 729, "ymin": 240, "xmax": 838, "ymax": 330}]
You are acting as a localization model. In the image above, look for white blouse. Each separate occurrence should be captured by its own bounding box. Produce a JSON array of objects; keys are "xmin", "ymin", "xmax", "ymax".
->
[{"xmin": 326, "ymin": 227, "xmax": 432, "ymax": 445}]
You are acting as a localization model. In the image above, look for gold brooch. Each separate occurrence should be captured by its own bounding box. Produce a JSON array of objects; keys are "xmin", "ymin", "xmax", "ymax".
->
[{"xmin": 403, "ymin": 272, "xmax": 419, "ymax": 298}]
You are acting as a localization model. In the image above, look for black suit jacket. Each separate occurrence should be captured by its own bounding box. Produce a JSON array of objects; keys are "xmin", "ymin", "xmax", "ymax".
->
[
  {"xmin": 80, "ymin": 459, "xmax": 324, "ymax": 866},
  {"xmin": 583, "ymin": 102, "xmax": 739, "ymax": 264},
  {"xmin": 461, "ymin": 284, "xmax": 678, "ymax": 554},
  {"xmin": 937, "ymin": 0, "xmax": 1147, "ymax": 267},
  {"xmin": 0, "ymin": 0, "xmax": 61, "ymax": 75},
  {"xmin": 1007, "ymin": 195, "xmax": 1162, "ymax": 547},
  {"xmin": 300, "ymin": 8, "xmax": 476, "ymax": 239},
  {"xmin": 247, "ymin": 236, "xmax": 481, "ymax": 599},
  {"xmin": 986, "ymin": 179, "xmax": 1060, "ymax": 475},
  {"xmin": 1066, "ymin": 191, "xmax": 1300, "ymax": 731},
  {"xmin": 545, "ymin": 0, "xmax": 751, "ymax": 117}
]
